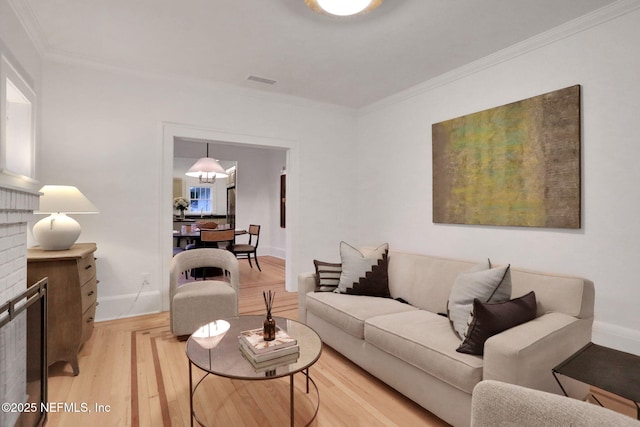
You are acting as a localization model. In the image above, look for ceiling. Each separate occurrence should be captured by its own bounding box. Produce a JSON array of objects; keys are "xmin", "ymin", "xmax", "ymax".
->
[{"xmin": 12, "ymin": 0, "xmax": 617, "ymax": 108}]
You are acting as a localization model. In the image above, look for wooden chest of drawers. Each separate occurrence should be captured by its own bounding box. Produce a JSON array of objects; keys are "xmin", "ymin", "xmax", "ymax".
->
[{"xmin": 27, "ymin": 243, "xmax": 98, "ymax": 376}]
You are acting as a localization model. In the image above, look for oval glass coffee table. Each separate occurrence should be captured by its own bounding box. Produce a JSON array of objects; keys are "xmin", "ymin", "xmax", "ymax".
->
[{"xmin": 186, "ymin": 315, "xmax": 322, "ymax": 427}]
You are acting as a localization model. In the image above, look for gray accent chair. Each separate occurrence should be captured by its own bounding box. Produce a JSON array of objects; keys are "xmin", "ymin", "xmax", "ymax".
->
[
  {"xmin": 169, "ymin": 248, "xmax": 239, "ymax": 338},
  {"xmin": 471, "ymin": 380, "xmax": 640, "ymax": 427}
]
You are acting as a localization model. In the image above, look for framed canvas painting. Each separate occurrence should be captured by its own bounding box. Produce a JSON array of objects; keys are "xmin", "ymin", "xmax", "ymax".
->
[{"xmin": 432, "ymin": 85, "xmax": 581, "ymax": 228}]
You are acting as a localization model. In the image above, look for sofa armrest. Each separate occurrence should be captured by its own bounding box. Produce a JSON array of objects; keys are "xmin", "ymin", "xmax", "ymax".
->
[
  {"xmin": 471, "ymin": 380, "xmax": 640, "ymax": 427},
  {"xmin": 297, "ymin": 272, "xmax": 317, "ymax": 324},
  {"xmin": 483, "ymin": 312, "xmax": 593, "ymax": 397}
]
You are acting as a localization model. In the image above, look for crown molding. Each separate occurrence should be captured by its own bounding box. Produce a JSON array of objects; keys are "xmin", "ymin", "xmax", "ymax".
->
[
  {"xmin": 44, "ymin": 50, "xmax": 357, "ymax": 116},
  {"xmin": 358, "ymin": 0, "xmax": 640, "ymax": 116},
  {"xmin": 6, "ymin": 0, "xmax": 47, "ymax": 56}
]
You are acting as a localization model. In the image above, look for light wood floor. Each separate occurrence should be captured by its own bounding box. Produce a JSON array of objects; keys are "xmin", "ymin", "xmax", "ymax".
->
[{"xmin": 47, "ymin": 256, "xmax": 448, "ymax": 427}]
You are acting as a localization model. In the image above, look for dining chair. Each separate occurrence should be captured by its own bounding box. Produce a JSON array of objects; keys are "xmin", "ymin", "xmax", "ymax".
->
[
  {"xmin": 184, "ymin": 222, "xmax": 217, "ymax": 250},
  {"xmin": 201, "ymin": 229, "xmax": 235, "ymax": 250},
  {"xmin": 196, "ymin": 221, "xmax": 218, "ymax": 230},
  {"xmin": 189, "ymin": 229, "xmax": 235, "ymax": 279},
  {"xmin": 169, "ymin": 248, "xmax": 239, "ymax": 338},
  {"xmin": 232, "ymin": 224, "xmax": 261, "ymax": 271}
]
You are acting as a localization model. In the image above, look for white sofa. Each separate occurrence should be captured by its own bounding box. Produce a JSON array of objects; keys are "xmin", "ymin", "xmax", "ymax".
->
[
  {"xmin": 471, "ymin": 380, "xmax": 640, "ymax": 427},
  {"xmin": 298, "ymin": 249, "xmax": 595, "ymax": 427}
]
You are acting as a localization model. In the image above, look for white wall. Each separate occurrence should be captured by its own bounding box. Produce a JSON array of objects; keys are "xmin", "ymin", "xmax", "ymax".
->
[
  {"xmin": 39, "ymin": 59, "xmax": 358, "ymax": 321},
  {"xmin": 0, "ymin": 1, "xmax": 41, "ymax": 91},
  {"xmin": 224, "ymin": 145, "xmax": 286, "ymax": 259},
  {"xmin": 356, "ymin": 4, "xmax": 640, "ymax": 354}
]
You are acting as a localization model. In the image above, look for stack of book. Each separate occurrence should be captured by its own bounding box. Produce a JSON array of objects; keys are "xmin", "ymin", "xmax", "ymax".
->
[{"xmin": 238, "ymin": 326, "xmax": 299, "ymax": 370}]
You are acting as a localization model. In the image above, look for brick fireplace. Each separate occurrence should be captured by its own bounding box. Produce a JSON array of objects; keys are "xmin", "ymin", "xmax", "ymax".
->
[{"xmin": 0, "ymin": 185, "xmax": 40, "ymax": 427}]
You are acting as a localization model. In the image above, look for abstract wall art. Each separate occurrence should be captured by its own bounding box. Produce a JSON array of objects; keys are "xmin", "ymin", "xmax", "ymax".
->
[{"xmin": 432, "ymin": 85, "xmax": 581, "ymax": 228}]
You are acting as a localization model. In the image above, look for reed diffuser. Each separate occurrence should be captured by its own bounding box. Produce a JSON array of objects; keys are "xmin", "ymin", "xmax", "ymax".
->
[{"xmin": 263, "ymin": 290, "xmax": 276, "ymax": 341}]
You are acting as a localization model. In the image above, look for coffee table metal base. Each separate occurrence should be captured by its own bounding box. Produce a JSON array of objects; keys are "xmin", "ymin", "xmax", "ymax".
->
[{"xmin": 189, "ymin": 363, "xmax": 320, "ymax": 427}]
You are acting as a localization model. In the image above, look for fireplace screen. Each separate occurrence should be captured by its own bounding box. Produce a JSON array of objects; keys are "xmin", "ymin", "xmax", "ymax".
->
[{"xmin": 0, "ymin": 278, "xmax": 47, "ymax": 427}]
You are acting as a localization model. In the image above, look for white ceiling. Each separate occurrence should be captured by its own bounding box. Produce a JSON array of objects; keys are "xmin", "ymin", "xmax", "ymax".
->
[{"xmin": 12, "ymin": 0, "xmax": 618, "ymax": 108}]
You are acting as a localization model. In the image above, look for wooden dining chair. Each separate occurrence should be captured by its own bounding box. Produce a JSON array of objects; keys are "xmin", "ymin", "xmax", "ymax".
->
[
  {"xmin": 189, "ymin": 229, "xmax": 235, "ymax": 279},
  {"xmin": 196, "ymin": 221, "xmax": 218, "ymax": 230},
  {"xmin": 201, "ymin": 229, "xmax": 235, "ymax": 250},
  {"xmin": 232, "ymin": 224, "xmax": 261, "ymax": 271}
]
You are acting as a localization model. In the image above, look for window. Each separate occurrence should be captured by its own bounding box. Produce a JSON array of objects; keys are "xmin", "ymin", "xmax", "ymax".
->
[
  {"xmin": 189, "ymin": 186, "xmax": 213, "ymax": 213},
  {"xmin": 1, "ymin": 55, "xmax": 36, "ymax": 186}
]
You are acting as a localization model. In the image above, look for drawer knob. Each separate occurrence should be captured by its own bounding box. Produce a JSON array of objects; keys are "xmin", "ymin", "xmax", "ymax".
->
[
  {"xmin": 87, "ymin": 290, "xmax": 94, "ymax": 296},
  {"xmin": 87, "ymin": 317, "xmax": 94, "ymax": 323},
  {"xmin": 85, "ymin": 265, "xmax": 93, "ymax": 270}
]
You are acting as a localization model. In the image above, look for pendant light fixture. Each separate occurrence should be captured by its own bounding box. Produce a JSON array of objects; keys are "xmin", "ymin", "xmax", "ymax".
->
[{"xmin": 185, "ymin": 143, "xmax": 228, "ymax": 184}]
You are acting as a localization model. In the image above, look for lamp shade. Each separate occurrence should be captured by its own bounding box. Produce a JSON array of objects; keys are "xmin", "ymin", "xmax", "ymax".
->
[
  {"xmin": 185, "ymin": 157, "xmax": 229, "ymax": 180},
  {"xmin": 191, "ymin": 320, "xmax": 230, "ymax": 349},
  {"xmin": 35, "ymin": 185, "xmax": 99, "ymax": 214},
  {"xmin": 33, "ymin": 185, "xmax": 98, "ymax": 250}
]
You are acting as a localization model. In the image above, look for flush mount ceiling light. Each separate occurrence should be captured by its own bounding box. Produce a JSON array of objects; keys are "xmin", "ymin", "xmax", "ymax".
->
[{"xmin": 305, "ymin": 0, "xmax": 384, "ymax": 17}]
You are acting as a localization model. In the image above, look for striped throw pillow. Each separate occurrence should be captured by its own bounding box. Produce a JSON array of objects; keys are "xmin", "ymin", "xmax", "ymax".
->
[{"xmin": 313, "ymin": 260, "xmax": 342, "ymax": 292}]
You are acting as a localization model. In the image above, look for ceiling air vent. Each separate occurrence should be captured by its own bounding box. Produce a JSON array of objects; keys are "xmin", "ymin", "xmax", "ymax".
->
[{"xmin": 247, "ymin": 75, "xmax": 276, "ymax": 85}]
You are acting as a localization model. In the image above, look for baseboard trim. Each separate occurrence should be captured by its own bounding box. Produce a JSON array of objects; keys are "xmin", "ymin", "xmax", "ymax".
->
[
  {"xmin": 96, "ymin": 291, "xmax": 161, "ymax": 322},
  {"xmin": 266, "ymin": 246, "xmax": 286, "ymax": 260},
  {"xmin": 592, "ymin": 320, "xmax": 640, "ymax": 356}
]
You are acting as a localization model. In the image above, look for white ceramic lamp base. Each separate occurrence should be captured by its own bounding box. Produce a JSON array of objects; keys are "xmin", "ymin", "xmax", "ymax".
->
[{"xmin": 33, "ymin": 213, "xmax": 81, "ymax": 250}]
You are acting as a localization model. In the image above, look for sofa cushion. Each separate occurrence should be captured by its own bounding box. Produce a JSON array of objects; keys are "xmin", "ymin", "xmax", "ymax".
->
[
  {"xmin": 386, "ymin": 251, "xmax": 479, "ymax": 313},
  {"xmin": 457, "ymin": 291, "xmax": 537, "ymax": 355},
  {"xmin": 313, "ymin": 260, "xmax": 342, "ymax": 292},
  {"xmin": 365, "ymin": 310, "xmax": 484, "ymax": 394},
  {"xmin": 336, "ymin": 242, "xmax": 390, "ymax": 297},
  {"xmin": 510, "ymin": 269, "xmax": 594, "ymax": 319},
  {"xmin": 305, "ymin": 291, "xmax": 418, "ymax": 339},
  {"xmin": 448, "ymin": 264, "xmax": 512, "ymax": 340}
]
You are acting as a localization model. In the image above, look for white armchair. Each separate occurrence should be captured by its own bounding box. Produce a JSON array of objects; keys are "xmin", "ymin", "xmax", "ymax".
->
[{"xmin": 169, "ymin": 248, "xmax": 239, "ymax": 338}]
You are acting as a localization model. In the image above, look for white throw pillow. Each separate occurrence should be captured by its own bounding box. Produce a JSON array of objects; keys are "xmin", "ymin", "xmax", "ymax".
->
[
  {"xmin": 335, "ymin": 242, "xmax": 390, "ymax": 297},
  {"xmin": 448, "ymin": 261, "xmax": 512, "ymax": 340}
]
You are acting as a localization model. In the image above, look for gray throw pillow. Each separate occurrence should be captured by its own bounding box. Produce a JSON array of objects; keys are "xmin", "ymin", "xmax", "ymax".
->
[
  {"xmin": 457, "ymin": 291, "xmax": 537, "ymax": 355},
  {"xmin": 448, "ymin": 262, "xmax": 512, "ymax": 340},
  {"xmin": 335, "ymin": 242, "xmax": 390, "ymax": 298}
]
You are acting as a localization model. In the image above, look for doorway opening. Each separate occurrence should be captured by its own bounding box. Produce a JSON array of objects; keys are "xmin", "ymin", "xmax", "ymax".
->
[{"xmin": 161, "ymin": 124, "xmax": 298, "ymax": 312}]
